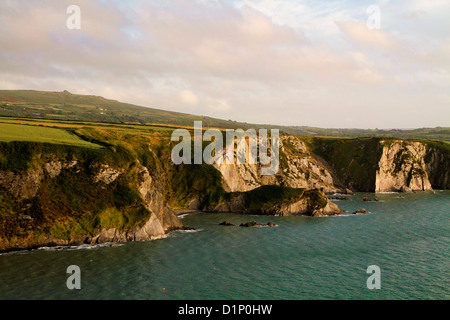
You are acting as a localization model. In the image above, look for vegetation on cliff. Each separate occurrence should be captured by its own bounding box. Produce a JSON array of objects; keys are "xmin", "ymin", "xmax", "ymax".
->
[
  {"xmin": 214, "ymin": 185, "xmax": 331, "ymax": 216},
  {"xmin": 228, "ymin": 185, "xmax": 307, "ymax": 212},
  {"xmin": 423, "ymin": 141, "xmax": 450, "ymax": 189},
  {"xmin": 0, "ymin": 142, "xmax": 153, "ymax": 250},
  {"xmin": 306, "ymin": 137, "xmax": 383, "ymax": 192}
]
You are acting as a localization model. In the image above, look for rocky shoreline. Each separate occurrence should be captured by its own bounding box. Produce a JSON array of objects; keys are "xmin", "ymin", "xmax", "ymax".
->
[
  {"xmin": 1, "ymin": 135, "xmax": 449, "ymax": 253},
  {"xmin": 0, "ymin": 224, "xmax": 196, "ymax": 254}
]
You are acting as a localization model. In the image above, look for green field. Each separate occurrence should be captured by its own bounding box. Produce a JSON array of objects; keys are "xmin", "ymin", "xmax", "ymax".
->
[
  {"xmin": 0, "ymin": 90, "xmax": 449, "ymax": 142},
  {"xmin": 0, "ymin": 122, "xmax": 102, "ymax": 148}
]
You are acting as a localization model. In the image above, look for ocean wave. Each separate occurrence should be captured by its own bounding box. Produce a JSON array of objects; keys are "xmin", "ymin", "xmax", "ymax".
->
[
  {"xmin": 172, "ymin": 228, "xmax": 202, "ymax": 234},
  {"xmin": 0, "ymin": 243, "xmax": 123, "ymax": 255},
  {"xmin": 177, "ymin": 210, "xmax": 201, "ymax": 219},
  {"xmin": 376, "ymin": 192, "xmax": 399, "ymax": 194},
  {"xmin": 37, "ymin": 243, "xmax": 123, "ymax": 251}
]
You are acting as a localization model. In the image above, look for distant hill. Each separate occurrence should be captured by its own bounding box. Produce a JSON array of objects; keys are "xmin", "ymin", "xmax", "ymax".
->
[{"xmin": 0, "ymin": 90, "xmax": 449, "ymax": 142}]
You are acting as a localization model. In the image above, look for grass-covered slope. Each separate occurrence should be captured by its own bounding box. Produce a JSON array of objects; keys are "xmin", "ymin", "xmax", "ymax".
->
[
  {"xmin": 1, "ymin": 90, "xmax": 449, "ymax": 142},
  {"xmin": 0, "ymin": 90, "xmax": 243, "ymax": 128},
  {"xmin": 0, "ymin": 122, "xmax": 102, "ymax": 148}
]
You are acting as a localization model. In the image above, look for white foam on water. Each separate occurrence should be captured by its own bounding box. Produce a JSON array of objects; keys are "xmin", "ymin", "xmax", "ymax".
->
[
  {"xmin": 172, "ymin": 228, "xmax": 202, "ymax": 234},
  {"xmin": 1, "ymin": 242, "xmax": 124, "ymax": 255}
]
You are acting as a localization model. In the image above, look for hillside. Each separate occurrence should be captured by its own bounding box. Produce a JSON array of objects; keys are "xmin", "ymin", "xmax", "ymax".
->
[{"xmin": 0, "ymin": 90, "xmax": 449, "ymax": 142}]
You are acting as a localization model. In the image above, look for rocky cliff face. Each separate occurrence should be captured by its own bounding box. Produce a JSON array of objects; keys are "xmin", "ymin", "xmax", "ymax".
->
[
  {"xmin": 424, "ymin": 144, "xmax": 450, "ymax": 190},
  {"xmin": 212, "ymin": 186, "xmax": 342, "ymax": 217},
  {"xmin": 211, "ymin": 137, "xmax": 449, "ymax": 195},
  {"xmin": 375, "ymin": 140, "xmax": 433, "ymax": 192},
  {"xmin": 91, "ymin": 214, "xmax": 167, "ymax": 244},
  {"xmin": 137, "ymin": 165, "xmax": 183, "ymax": 232},
  {"xmin": 213, "ymin": 135, "xmax": 339, "ymax": 193},
  {"xmin": 0, "ymin": 158, "xmax": 183, "ymax": 252}
]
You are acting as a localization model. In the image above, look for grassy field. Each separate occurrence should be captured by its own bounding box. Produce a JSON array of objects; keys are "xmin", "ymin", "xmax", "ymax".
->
[
  {"xmin": 0, "ymin": 122, "xmax": 102, "ymax": 148},
  {"xmin": 1, "ymin": 90, "xmax": 449, "ymax": 142}
]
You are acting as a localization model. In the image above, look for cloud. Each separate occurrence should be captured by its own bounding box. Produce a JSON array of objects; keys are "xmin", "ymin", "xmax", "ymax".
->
[
  {"xmin": 336, "ymin": 20, "xmax": 398, "ymax": 51},
  {"xmin": 0, "ymin": 0, "xmax": 448, "ymax": 128},
  {"xmin": 180, "ymin": 90, "xmax": 199, "ymax": 106}
]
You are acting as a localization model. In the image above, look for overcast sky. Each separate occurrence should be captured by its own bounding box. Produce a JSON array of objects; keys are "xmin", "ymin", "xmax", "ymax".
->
[{"xmin": 0, "ymin": 0, "xmax": 449, "ymax": 128}]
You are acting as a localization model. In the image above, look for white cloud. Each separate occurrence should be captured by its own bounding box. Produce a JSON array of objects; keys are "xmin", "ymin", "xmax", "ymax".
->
[
  {"xmin": 180, "ymin": 90, "xmax": 199, "ymax": 106},
  {"xmin": 336, "ymin": 20, "xmax": 399, "ymax": 51},
  {"xmin": 0, "ymin": 0, "xmax": 448, "ymax": 128}
]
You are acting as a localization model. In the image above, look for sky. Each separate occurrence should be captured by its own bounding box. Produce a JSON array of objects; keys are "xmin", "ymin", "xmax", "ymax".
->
[{"xmin": 0, "ymin": 0, "xmax": 449, "ymax": 129}]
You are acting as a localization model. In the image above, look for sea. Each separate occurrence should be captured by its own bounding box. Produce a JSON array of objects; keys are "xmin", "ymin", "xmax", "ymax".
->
[{"xmin": 0, "ymin": 192, "xmax": 448, "ymax": 300}]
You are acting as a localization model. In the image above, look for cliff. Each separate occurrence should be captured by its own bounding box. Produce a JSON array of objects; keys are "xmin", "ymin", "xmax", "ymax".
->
[
  {"xmin": 209, "ymin": 136, "xmax": 450, "ymax": 195},
  {"xmin": 212, "ymin": 135, "xmax": 339, "ymax": 194},
  {"xmin": 1, "ymin": 126, "xmax": 449, "ymax": 252},
  {"xmin": 424, "ymin": 141, "xmax": 450, "ymax": 190},
  {"xmin": 375, "ymin": 140, "xmax": 432, "ymax": 192},
  {"xmin": 308, "ymin": 137, "xmax": 382, "ymax": 192},
  {"xmin": 372, "ymin": 139, "xmax": 449, "ymax": 192},
  {"xmin": 0, "ymin": 142, "xmax": 183, "ymax": 252}
]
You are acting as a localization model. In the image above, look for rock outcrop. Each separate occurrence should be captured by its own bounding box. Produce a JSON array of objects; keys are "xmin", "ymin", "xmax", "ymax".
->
[
  {"xmin": 0, "ymin": 169, "xmax": 44, "ymax": 199},
  {"xmin": 91, "ymin": 213, "xmax": 167, "ymax": 244},
  {"xmin": 212, "ymin": 186, "xmax": 343, "ymax": 217},
  {"xmin": 0, "ymin": 159, "xmax": 184, "ymax": 252},
  {"xmin": 375, "ymin": 140, "xmax": 433, "ymax": 192},
  {"xmin": 137, "ymin": 165, "xmax": 183, "ymax": 232},
  {"xmin": 93, "ymin": 164, "xmax": 121, "ymax": 184},
  {"xmin": 212, "ymin": 135, "xmax": 340, "ymax": 193}
]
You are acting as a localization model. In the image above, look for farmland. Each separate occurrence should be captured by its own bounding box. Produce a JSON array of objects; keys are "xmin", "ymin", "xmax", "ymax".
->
[
  {"xmin": 0, "ymin": 122, "xmax": 102, "ymax": 148},
  {"xmin": 1, "ymin": 90, "xmax": 449, "ymax": 143}
]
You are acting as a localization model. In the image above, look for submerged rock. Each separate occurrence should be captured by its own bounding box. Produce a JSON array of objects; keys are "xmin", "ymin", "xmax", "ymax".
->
[
  {"xmin": 240, "ymin": 221, "xmax": 262, "ymax": 227},
  {"xmin": 353, "ymin": 208, "xmax": 369, "ymax": 214},
  {"xmin": 219, "ymin": 221, "xmax": 235, "ymax": 226},
  {"xmin": 239, "ymin": 221, "xmax": 279, "ymax": 227},
  {"xmin": 363, "ymin": 197, "xmax": 379, "ymax": 202}
]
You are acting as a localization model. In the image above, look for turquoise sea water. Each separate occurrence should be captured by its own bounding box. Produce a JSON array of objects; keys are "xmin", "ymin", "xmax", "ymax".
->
[{"xmin": 0, "ymin": 192, "xmax": 449, "ymax": 300}]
